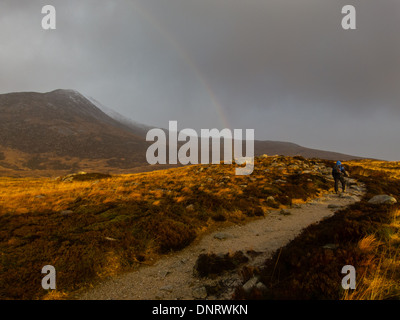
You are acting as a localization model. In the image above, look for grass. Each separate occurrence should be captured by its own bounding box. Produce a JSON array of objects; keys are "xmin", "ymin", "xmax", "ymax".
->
[
  {"xmin": 233, "ymin": 159, "xmax": 400, "ymax": 300},
  {"xmin": 0, "ymin": 155, "xmax": 331, "ymax": 300},
  {"xmin": 342, "ymin": 208, "xmax": 400, "ymax": 300}
]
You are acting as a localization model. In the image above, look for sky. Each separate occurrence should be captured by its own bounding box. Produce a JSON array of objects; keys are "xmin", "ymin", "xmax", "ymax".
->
[{"xmin": 1, "ymin": 0, "xmax": 399, "ymax": 160}]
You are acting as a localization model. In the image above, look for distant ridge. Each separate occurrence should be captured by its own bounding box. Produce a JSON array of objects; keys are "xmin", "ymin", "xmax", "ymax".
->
[{"xmin": 254, "ymin": 140, "xmax": 363, "ymax": 161}]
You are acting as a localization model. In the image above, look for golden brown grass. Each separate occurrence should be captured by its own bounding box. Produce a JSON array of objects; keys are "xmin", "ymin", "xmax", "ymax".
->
[
  {"xmin": 342, "ymin": 208, "xmax": 400, "ymax": 300},
  {"xmin": 347, "ymin": 159, "xmax": 400, "ymax": 180},
  {"xmin": 0, "ymin": 155, "xmax": 332, "ymax": 299}
]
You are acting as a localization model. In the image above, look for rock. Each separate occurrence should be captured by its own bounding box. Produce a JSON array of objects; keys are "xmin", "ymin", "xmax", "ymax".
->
[
  {"xmin": 104, "ymin": 237, "xmax": 118, "ymax": 241},
  {"xmin": 266, "ymin": 196, "xmax": 275, "ymax": 202},
  {"xmin": 279, "ymin": 209, "xmax": 291, "ymax": 215},
  {"xmin": 322, "ymin": 243, "xmax": 338, "ymax": 250},
  {"xmin": 186, "ymin": 204, "xmax": 195, "ymax": 211},
  {"xmin": 339, "ymin": 193, "xmax": 356, "ymax": 199},
  {"xmin": 255, "ymin": 282, "xmax": 269, "ymax": 294},
  {"xmin": 159, "ymin": 270, "xmax": 171, "ymax": 278},
  {"xmin": 368, "ymin": 195, "xmax": 397, "ymax": 205},
  {"xmin": 34, "ymin": 194, "xmax": 46, "ymax": 199},
  {"xmin": 322, "ymin": 168, "xmax": 332, "ymax": 175},
  {"xmin": 349, "ymin": 196, "xmax": 361, "ymax": 202},
  {"xmin": 242, "ymin": 276, "xmax": 259, "ymax": 294},
  {"xmin": 347, "ymin": 178, "xmax": 358, "ymax": 185},
  {"xmin": 350, "ymin": 185, "xmax": 362, "ymax": 191},
  {"xmin": 60, "ymin": 210, "xmax": 74, "ymax": 216},
  {"xmin": 214, "ymin": 232, "xmax": 234, "ymax": 240},
  {"xmin": 328, "ymin": 204, "xmax": 341, "ymax": 209},
  {"xmin": 192, "ymin": 286, "xmax": 208, "ymax": 299},
  {"xmin": 160, "ymin": 285, "xmax": 173, "ymax": 292}
]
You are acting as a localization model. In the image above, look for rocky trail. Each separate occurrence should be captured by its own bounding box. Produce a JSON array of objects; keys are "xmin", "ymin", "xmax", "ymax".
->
[{"xmin": 78, "ymin": 177, "xmax": 366, "ymax": 300}]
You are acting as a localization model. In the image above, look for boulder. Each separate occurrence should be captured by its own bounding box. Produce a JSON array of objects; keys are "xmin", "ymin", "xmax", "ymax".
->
[
  {"xmin": 242, "ymin": 276, "xmax": 259, "ymax": 294},
  {"xmin": 279, "ymin": 209, "xmax": 291, "ymax": 215},
  {"xmin": 158, "ymin": 270, "xmax": 170, "ymax": 278},
  {"xmin": 368, "ymin": 195, "xmax": 397, "ymax": 205},
  {"xmin": 160, "ymin": 285, "xmax": 173, "ymax": 292},
  {"xmin": 214, "ymin": 232, "xmax": 234, "ymax": 240},
  {"xmin": 104, "ymin": 237, "xmax": 118, "ymax": 241},
  {"xmin": 255, "ymin": 282, "xmax": 269, "ymax": 294},
  {"xmin": 350, "ymin": 185, "xmax": 362, "ymax": 191},
  {"xmin": 192, "ymin": 286, "xmax": 208, "ymax": 299},
  {"xmin": 322, "ymin": 243, "xmax": 338, "ymax": 250},
  {"xmin": 60, "ymin": 210, "xmax": 74, "ymax": 216}
]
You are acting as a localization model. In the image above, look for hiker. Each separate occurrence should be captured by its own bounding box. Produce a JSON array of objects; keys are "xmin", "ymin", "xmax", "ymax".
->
[{"xmin": 332, "ymin": 161, "xmax": 348, "ymax": 194}]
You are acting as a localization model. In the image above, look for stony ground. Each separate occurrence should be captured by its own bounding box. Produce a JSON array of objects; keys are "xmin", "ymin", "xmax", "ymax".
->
[{"xmin": 77, "ymin": 178, "xmax": 365, "ymax": 300}]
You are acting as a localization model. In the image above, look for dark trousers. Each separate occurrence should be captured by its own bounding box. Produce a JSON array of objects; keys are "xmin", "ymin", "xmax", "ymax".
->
[{"xmin": 334, "ymin": 175, "xmax": 346, "ymax": 193}]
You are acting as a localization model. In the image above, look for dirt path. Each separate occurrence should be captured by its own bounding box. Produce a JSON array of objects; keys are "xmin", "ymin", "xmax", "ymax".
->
[{"xmin": 78, "ymin": 179, "xmax": 365, "ymax": 300}]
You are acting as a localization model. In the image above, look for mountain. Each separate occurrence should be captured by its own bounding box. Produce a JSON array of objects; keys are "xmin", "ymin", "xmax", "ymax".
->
[
  {"xmin": 0, "ymin": 89, "xmax": 154, "ymax": 176},
  {"xmin": 0, "ymin": 89, "xmax": 363, "ymax": 177},
  {"xmin": 85, "ymin": 96, "xmax": 156, "ymax": 139}
]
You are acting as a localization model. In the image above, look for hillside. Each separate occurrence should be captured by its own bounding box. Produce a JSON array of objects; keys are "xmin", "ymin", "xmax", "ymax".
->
[
  {"xmin": 1, "ymin": 154, "xmax": 398, "ymax": 300},
  {"xmin": 0, "ymin": 89, "xmax": 364, "ymax": 177},
  {"xmin": 85, "ymin": 96, "xmax": 157, "ymax": 139},
  {"xmin": 0, "ymin": 90, "xmax": 153, "ymax": 176},
  {"xmin": 0, "ymin": 155, "xmax": 333, "ymax": 299},
  {"xmin": 254, "ymin": 140, "xmax": 362, "ymax": 161}
]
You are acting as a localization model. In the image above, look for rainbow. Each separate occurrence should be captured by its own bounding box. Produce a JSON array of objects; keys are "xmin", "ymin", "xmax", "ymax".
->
[{"xmin": 126, "ymin": 1, "xmax": 232, "ymax": 129}]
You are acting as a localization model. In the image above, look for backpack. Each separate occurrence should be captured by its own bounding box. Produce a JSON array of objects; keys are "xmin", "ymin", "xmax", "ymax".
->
[{"xmin": 332, "ymin": 164, "xmax": 342, "ymax": 176}]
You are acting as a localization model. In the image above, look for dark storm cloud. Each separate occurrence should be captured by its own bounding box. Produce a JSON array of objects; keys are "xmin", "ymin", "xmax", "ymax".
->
[
  {"xmin": 1, "ymin": 0, "xmax": 399, "ymax": 159},
  {"xmin": 140, "ymin": 0, "xmax": 400, "ymax": 114}
]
